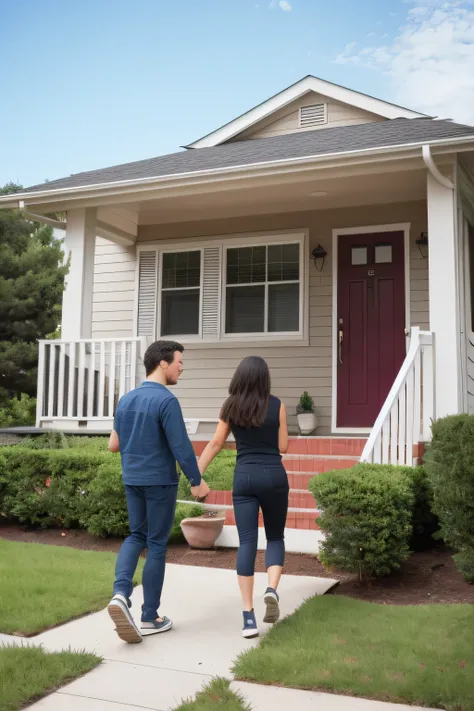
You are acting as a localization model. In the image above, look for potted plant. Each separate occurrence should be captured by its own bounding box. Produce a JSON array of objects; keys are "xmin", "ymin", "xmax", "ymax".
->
[
  {"xmin": 296, "ymin": 391, "xmax": 318, "ymax": 435},
  {"xmin": 180, "ymin": 509, "xmax": 226, "ymax": 549}
]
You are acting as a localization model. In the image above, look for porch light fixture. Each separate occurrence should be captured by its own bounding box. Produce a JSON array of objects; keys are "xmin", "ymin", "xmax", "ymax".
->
[
  {"xmin": 416, "ymin": 232, "xmax": 428, "ymax": 259},
  {"xmin": 312, "ymin": 244, "xmax": 327, "ymax": 272}
]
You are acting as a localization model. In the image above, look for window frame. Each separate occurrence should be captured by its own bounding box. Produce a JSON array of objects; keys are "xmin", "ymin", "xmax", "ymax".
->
[
  {"xmin": 157, "ymin": 247, "xmax": 204, "ymax": 341},
  {"xmin": 221, "ymin": 234, "xmax": 305, "ymax": 341},
  {"xmin": 135, "ymin": 230, "xmax": 308, "ymax": 346}
]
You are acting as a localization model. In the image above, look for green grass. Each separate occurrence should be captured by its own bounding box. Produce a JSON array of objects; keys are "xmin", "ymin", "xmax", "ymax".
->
[
  {"xmin": 0, "ymin": 644, "xmax": 100, "ymax": 711},
  {"xmin": 233, "ymin": 596, "xmax": 474, "ymax": 711},
  {"xmin": 0, "ymin": 539, "xmax": 143, "ymax": 635},
  {"xmin": 175, "ymin": 679, "xmax": 250, "ymax": 711}
]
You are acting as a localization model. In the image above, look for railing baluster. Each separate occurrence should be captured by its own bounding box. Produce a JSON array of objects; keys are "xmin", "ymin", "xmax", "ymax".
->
[
  {"xmin": 119, "ymin": 341, "xmax": 127, "ymax": 398},
  {"xmin": 398, "ymin": 381, "xmax": 407, "ymax": 465},
  {"xmin": 109, "ymin": 342, "xmax": 116, "ymax": 418},
  {"xmin": 98, "ymin": 341, "xmax": 106, "ymax": 418},
  {"xmin": 57, "ymin": 343, "xmax": 66, "ymax": 418},
  {"xmin": 77, "ymin": 342, "xmax": 86, "ymax": 419},
  {"xmin": 406, "ymin": 368, "xmax": 415, "ymax": 466},
  {"xmin": 382, "ymin": 418, "xmax": 390, "ymax": 463},
  {"xmin": 36, "ymin": 341, "xmax": 46, "ymax": 426},
  {"xmin": 413, "ymin": 350, "xmax": 421, "ymax": 445},
  {"xmin": 47, "ymin": 343, "xmax": 56, "ymax": 419},
  {"xmin": 67, "ymin": 342, "xmax": 76, "ymax": 418},
  {"xmin": 87, "ymin": 341, "xmax": 95, "ymax": 418},
  {"xmin": 130, "ymin": 339, "xmax": 138, "ymax": 390},
  {"xmin": 390, "ymin": 401, "xmax": 399, "ymax": 465}
]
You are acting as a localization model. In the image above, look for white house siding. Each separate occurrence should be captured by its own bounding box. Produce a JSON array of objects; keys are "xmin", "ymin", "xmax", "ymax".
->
[
  {"xmin": 91, "ymin": 237, "xmax": 136, "ymax": 339},
  {"xmin": 91, "ymin": 201, "xmax": 429, "ymax": 433},
  {"xmin": 232, "ymin": 92, "xmax": 384, "ymax": 142}
]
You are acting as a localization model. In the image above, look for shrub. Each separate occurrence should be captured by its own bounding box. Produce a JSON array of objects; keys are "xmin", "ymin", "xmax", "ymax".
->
[
  {"xmin": 309, "ymin": 464, "xmax": 415, "ymax": 579},
  {"xmin": 406, "ymin": 465, "xmax": 440, "ymax": 551},
  {"xmin": 424, "ymin": 414, "xmax": 474, "ymax": 582},
  {"xmin": 0, "ymin": 393, "xmax": 36, "ymax": 427},
  {"xmin": 0, "ymin": 447, "xmax": 203, "ymax": 540}
]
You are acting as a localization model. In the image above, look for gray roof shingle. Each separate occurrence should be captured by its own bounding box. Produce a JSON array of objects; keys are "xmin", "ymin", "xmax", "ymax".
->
[{"xmin": 18, "ymin": 118, "xmax": 474, "ymax": 195}]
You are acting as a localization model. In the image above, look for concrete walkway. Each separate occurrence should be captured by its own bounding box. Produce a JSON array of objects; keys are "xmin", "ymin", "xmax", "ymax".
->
[{"xmin": 11, "ymin": 563, "xmax": 439, "ymax": 711}]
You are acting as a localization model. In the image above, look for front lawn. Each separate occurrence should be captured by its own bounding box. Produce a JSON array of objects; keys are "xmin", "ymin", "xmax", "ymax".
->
[
  {"xmin": 176, "ymin": 679, "xmax": 249, "ymax": 711},
  {"xmin": 0, "ymin": 644, "xmax": 100, "ymax": 711},
  {"xmin": 233, "ymin": 596, "xmax": 474, "ymax": 710},
  {"xmin": 0, "ymin": 539, "xmax": 143, "ymax": 635}
]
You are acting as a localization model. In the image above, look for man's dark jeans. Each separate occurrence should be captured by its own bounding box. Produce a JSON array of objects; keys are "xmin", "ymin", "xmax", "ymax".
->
[{"xmin": 113, "ymin": 484, "xmax": 177, "ymax": 622}]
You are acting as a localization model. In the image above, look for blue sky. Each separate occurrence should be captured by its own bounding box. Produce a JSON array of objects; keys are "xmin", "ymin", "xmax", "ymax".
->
[{"xmin": 1, "ymin": 0, "xmax": 473, "ymax": 187}]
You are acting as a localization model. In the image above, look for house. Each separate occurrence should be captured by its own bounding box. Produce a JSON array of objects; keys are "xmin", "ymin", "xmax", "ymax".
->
[{"xmin": 2, "ymin": 75, "xmax": 474, "ymax": 472}]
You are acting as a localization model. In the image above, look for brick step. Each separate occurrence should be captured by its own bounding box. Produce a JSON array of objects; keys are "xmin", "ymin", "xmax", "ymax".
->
[
  {"xmin": 192, "ymin": 437, "xmax": 367, "ymax": 457},
  {"xmin": 225, "ymin": 509, "xmax": 320, "ymax": 530},
  {"xmin": 287, "ymin": 472, "xmax": 319, "ymax": 489},
  {"xmin": 283, "ymin": 456, "xmax": 359, "ymax": 473}
]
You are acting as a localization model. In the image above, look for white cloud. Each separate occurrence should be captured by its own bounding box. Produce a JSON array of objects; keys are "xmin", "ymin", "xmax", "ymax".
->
[
  {"xmin": 269, "ymin": 0, "xmax": 293, "ymax": 10},
  {"xmin": 367, "ymin": 31, "xmax": 376, "ymax": 37},
  {"xmin": 334, "ymin": 0, "xmax": 474, "ymax": 124}
]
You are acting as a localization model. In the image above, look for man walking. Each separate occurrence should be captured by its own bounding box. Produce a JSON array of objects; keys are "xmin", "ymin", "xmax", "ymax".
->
[{"xmin": 107, "ymin": 340, "xmax": 209, "ymax": 643}]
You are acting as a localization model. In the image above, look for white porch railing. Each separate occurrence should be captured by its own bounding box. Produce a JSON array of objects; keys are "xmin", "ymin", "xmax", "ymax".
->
[
  {"xmin": 360, "ymin": 327, "xmax": 434, "ymax": 466},
  {"xmin": 36, "ymin": 338, "xmax": 145, "ymax": 425}
]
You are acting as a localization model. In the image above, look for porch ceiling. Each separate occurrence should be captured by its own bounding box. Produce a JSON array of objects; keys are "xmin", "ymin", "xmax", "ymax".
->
[{"xmin": 134, "ymin": 168, "xmax": 428, "ymax": 225}]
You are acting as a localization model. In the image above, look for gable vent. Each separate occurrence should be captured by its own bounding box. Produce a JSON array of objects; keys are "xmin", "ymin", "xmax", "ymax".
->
[{"xmin": 299, "ymin": 103, "xmax": 327, "ymax": 128}]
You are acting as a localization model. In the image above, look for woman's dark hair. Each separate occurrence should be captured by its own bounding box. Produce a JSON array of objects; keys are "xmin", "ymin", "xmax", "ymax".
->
[
  {"xmin": 220, "ymin": 356, "xmax": 271, "ymax": 428},
  {"xmin": 144, "ymin": 340, "xmax": 183, "ymax": 376}
]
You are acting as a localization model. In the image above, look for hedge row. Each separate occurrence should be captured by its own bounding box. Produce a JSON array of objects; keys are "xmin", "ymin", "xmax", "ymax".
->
[
  {"xmin": 0, "ymin": 447, "xmax": 203, "ymax": 541},
  {"xmin": 309, "ymin": 464, "xmax": 439, "ymax": 580}
]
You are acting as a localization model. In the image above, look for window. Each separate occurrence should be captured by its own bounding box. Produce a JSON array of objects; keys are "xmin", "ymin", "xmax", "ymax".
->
[
  {"xmin": 225, "ymin": 243, "xmax": 301, "ymax": 334},
  {"xmin": 160, "ymin": 251, "xmax": 201, "ymax": 336}
]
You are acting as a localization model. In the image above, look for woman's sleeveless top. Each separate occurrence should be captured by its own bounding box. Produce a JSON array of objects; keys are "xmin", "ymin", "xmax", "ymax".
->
[{"xmin": 231, "ymin": 395, "xmax": 281, "ymax": 462}]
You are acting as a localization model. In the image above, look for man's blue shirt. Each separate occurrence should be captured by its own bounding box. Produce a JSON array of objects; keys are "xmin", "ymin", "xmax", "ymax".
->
[{"xmin": 114, "ymin": 381, "xmax": 202, "ymax": 487}]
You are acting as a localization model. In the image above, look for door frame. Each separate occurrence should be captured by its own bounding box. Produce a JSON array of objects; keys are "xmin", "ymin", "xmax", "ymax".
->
[{"xmin": 331, "ymin": 222, "xmax": 411, "ymax": 434}]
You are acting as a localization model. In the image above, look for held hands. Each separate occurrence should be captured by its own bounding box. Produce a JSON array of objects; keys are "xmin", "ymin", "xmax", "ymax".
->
[{"xmin": 191, "ymin": 479, "xmax": 210, "ymax": 501}]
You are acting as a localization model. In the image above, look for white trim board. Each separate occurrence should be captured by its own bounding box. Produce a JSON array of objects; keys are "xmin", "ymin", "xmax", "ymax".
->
[
  {"xmin": 331, "ymin": 222, "xmax": 411, "ymax": 433},
  {"xmin": 216, "ymin": 525, "xmax": 324, "ymax": 555},
  {"xmin": 187, "ymin": 75, "xmax": 427, "ymax": 148}
]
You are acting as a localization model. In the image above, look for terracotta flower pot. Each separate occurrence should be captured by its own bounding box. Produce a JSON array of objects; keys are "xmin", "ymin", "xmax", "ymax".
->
[{"xmin": 180, "ymin": 511, "xmax": 226, "ymax": 549}]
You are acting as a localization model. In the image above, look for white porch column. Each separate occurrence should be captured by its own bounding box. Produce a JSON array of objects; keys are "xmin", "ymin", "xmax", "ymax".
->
[
  {"xmin": 427, "ymin": 172, "xmax": 462, "ymax": 418},
  {"xmin": 62, "ymin": 208, "xmax": 96, "ymax": 340}
]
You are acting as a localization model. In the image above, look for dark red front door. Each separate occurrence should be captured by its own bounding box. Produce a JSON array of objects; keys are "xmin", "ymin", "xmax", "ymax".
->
[{"xmin": 337, "ymin": 232, "xmax": 406, "ymax": 428}]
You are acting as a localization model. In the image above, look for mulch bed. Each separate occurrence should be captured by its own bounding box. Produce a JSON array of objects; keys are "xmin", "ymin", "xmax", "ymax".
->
[{"xmin": 1, "ymin": 520, "xmax": 473, "ymax": 605}]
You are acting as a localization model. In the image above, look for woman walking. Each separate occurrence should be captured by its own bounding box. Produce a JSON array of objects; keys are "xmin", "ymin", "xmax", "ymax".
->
[{"xmin": 198, "ymin": 356, "xmax": 289, "ymax": 638}]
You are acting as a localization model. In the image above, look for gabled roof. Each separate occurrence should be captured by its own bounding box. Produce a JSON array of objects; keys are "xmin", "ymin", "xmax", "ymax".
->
[
  {"xmin": 8, "ymin": 118, "xmax": 473, "ymax": 198},
  {"xmin": 186, "ymin": 75, "xmax": 429, "ymax": 149}
]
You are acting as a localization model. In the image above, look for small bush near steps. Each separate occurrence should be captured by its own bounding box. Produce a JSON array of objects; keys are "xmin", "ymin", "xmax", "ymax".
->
[
  {"xmin": 424, "ymin": 414, "xmax": 474, "ymax": 583},
  {"xmin": 309, "ymin": 463, "xmax": 426, "ymax": 579}
]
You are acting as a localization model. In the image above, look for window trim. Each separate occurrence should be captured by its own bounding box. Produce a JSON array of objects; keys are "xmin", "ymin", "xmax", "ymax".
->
[
  {"xmin": 136, "ymin": 230, "xmax": 308, "ymax": 345},
  {"xmin": 157, "ymin": 247, "xmax": 204, "ymax": 341},
  {"xmin": 221, "ymin": 237, "xmax": 304, "ymax": 340}
]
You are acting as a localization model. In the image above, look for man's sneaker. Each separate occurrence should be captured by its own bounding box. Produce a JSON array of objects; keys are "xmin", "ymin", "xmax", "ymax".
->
[
  {"xmin": 263, "ymin": 587, "xmax": 280, "ymax": 624},
  {"xmin": 141, "ymin": 616, "xmax": 173, "ymax": 636},
  {"xmin": 242, "ymin": 610, "xmax": 259, "ymax": 639},
  {"xmin": 107, "ymin": 594, "xmax": 142, "ymax": 644}
]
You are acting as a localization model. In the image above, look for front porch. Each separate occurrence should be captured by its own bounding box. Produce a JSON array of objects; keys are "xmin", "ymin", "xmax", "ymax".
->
[{"xmin": 31, "ymin": 149, "xmax": 474, "ymax": 465}]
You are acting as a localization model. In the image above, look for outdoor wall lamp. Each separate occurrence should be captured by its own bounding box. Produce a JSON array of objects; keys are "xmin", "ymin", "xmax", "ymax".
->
[
  {"xmin": 312, "ymin": 244, "xmax": 327, "ymax": 272},
  {"xmin": 416, "ymin": 232, "xmax": 428, "ymax": 259}
]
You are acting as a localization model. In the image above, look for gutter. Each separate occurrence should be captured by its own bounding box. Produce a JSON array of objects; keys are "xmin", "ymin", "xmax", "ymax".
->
[
  {"xmin": 2, "ymin": 133, "xmax": 473, "ymax": 209},
  {"xmin": 18, "ymin": 201, "xmax": 66, "ymax": 229},
  {"xmin": 422, "ymin": 144, "xmax": 455, "ymax": 189}
]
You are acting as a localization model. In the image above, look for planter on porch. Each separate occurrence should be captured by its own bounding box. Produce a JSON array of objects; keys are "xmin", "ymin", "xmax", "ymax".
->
[
  {"xmin": 180, "ymin": 510, "xmax": 226, "ymax": 549},
  {"xmin": 296, "ymin": 392, "xmax": 318, "ymax": 435}
]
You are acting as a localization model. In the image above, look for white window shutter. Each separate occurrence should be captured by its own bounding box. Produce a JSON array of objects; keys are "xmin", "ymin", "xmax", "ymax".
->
[
  {"xmin": 137, "ymin": 250, "xmax": 158, "ymax": 336},
  {"xmin": 202, "ymin": 247, "xmax": 221, "ymax": 338}
]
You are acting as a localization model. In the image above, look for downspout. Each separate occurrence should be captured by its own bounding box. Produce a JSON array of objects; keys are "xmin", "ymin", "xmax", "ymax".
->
[
  {"xmin": 18, "ymin": 200, "xmax": 67, "ymax": 230},
  {"xmin": 422, "ymin": 144, "xmax": 464, "ymax": 414},
  {"xmin": 422, "ymin": 144, "xmax": 454, "ymax": 189}
]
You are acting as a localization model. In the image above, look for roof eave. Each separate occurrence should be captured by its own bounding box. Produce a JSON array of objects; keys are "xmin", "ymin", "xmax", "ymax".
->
[{"xmin": 1, "ymin": 135, "xmax": 473, "ymax": 210}]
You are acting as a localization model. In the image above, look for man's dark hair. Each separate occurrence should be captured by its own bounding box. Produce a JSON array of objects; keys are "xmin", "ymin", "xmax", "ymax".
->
[{"xmin": 144, "ymin": 340, "xmax": 184, "ymax": 376}]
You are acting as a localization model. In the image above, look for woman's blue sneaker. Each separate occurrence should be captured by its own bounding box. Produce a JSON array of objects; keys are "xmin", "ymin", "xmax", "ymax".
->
[
  {"xmin": 263, "ymin": 587, "xmax": 280, "ymax": 623},
  {"xmin": 141, "ymin": 616, "xmax": 173, "ymax": 636},
  {"xmin": 242, "ymin": 609, "xmax": 259, "ymax": 639}
]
